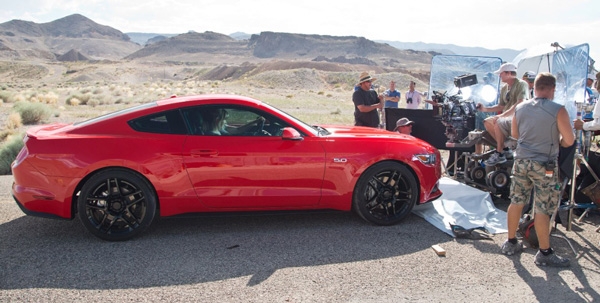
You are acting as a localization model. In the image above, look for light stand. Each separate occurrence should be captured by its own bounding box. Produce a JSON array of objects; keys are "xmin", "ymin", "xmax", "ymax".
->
[
  {"xmin": 374, "ymin": 84, "xmax": 385, "ymax": 130},
  {"xmin": 563, "ymin": 103, "xmax": 599, "ymax": 232}
]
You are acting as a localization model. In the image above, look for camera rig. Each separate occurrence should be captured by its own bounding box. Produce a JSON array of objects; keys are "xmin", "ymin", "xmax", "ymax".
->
[{"xmin": 431, "ymin": 90, "xmax": 477, "ymax": 146}]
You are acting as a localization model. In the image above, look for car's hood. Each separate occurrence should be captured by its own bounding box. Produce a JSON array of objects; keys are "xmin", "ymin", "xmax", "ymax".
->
[
  {"xmin": 319, "ymin": 125, "xmax": 399, "ymax": 137},
  {"xmin": 318, "ymin": 124, "xmax": 438, "ymax": 151}
]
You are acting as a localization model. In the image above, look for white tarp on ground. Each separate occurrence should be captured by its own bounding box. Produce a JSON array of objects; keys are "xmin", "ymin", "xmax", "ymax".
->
[{"xmin": 412, "ymin": 177, "xmax": 508, "ymax": 237}]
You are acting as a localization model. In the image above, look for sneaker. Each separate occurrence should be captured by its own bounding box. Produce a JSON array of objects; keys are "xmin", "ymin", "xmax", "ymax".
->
[
  {"xmin": 501, "ymin": 240, "xmax": 523, "ymax": 256},
  {"xmin": 485, "ymin": 152, "xmax": 507, "ymax": 166},
  {"xmin": 534, "ymin": 251, "xmax": 570, "ymax": 267}
]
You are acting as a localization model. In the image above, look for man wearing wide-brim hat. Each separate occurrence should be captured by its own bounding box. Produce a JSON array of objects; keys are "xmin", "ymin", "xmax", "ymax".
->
[
  {"xmin": 352, "ymin": 72, "xmax": 383, "ymax": 128},
  {"xmin": 393, "ymin": 117, "xmax": 414, "ymax": 135}
]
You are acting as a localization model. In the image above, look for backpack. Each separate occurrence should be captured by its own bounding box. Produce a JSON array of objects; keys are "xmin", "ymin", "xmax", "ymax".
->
[{"xmin": 517, "ymin": 214, "xmax": 539, "ymax": 248}]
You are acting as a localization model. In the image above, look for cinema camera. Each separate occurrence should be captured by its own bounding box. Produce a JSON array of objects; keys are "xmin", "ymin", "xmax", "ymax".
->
[{"xmin": 432, "ymin": 73, "xmax": 478, "ymax": 145}]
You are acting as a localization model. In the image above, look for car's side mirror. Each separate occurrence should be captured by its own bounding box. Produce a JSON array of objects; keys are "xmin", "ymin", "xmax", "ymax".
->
[{"xmin": 282, "ymin": 127, "xmax": 303, "ymax": 141}]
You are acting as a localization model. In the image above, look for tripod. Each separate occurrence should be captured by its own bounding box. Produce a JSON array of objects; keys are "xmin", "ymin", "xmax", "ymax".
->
[{"xmin": 562, "ymin": 104, "xmax": 599, "ymax": 232}]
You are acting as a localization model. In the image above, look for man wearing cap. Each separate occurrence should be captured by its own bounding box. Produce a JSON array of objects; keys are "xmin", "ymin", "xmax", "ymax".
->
[
  {"xmin": 394, "ymin": 117, "xmax": 414, "ymax": 135},
  {"xmin": 575, "ymin": 72, "xmax": 600, "ymax": 131},
  {"xmin": 352, "ymin": 72, "xmax": 384, "ymax": 128},
  {"xmin": 585, "ymin": 73, "xmax": 598, "ymax": 103},
  {"xmin": 476, "ymin": 63, "xmax": 528, "ymax": 165},
  {"xmin": 523, "ymin": 71, "xmax": 536, "ymax": 99}
]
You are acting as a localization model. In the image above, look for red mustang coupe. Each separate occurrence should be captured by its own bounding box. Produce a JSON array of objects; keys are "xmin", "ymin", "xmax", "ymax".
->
[{"xmin": 12, "ymin": 94, "xmax": 442, "ymax": 241}]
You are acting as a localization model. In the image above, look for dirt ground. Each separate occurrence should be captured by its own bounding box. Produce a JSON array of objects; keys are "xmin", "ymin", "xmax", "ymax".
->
[{"xmin": 1, "ymin": 173, "xmax": 599, "ymax": 302}]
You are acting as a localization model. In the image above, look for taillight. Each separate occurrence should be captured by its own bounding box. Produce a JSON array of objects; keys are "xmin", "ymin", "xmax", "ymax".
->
[{"xmin": 12, "ymin": 136, "xmax": 29, "ymax": 167}]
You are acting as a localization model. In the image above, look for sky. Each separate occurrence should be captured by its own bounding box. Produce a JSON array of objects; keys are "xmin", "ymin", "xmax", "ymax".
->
[{"xmin": 1, "ymin": 0, "xmax": 600, "ymax": 68}]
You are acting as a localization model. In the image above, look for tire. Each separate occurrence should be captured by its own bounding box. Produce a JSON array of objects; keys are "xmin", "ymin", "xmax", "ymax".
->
[
  {"xmin": 77, "ymin": 168, "xmax": 157, "ymax": 241},
  {"xmin": 353, "ymin": 161, "xmax": 418, "ymax": 226},
  {"xmin": 464, "ymin": 161, "xmax": 478, "ymax": 182},
  {"xmin": 471, "ymin": 166, "xmax": 487, "ymax": 184},
  {"xmin": 488, "ymin": 170, "xmax": 510, "ymax": 190}
]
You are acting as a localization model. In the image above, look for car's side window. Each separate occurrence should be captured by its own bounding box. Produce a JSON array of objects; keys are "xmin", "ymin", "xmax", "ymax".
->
[
  {"xmin": 128, "ymin": 109, "xmax": 187, "ymax": 134},
  {"xmin": 182, "ymin": 105, "xmax": 288, "ymax": 137}
]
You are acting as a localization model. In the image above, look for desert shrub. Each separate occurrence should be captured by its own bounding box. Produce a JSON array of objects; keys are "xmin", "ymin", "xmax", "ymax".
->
[
  {"xmin": 0, "ymin": 134, "xmax": 24, "ymax": 175},
  {"xmin": 66, "ymin": 94, "xmax": 90, "ymax": 105},
  {"xmin": 0, "ymin": 91, "xmax": 14, "ymax": 103},
  {"xmin": 13, "ymin": 102, "xmax": 52, "ymax": 125},
  {"xmin": 5, "ymin": 112, "xmax": 22, "ymax": 130},
  {"xmin": 78, "ymin": 94, "xmax": 91, "ymax": 105},
  {"xmin": 41, "ymin": 92, "xmax": 59, "ymax": 105},
  {"xmin": 66, "ymin": 97, "xmax": 81, "ymax": 106},
  {"xmin": 88, "ymin": 99, "xmax": 99, "ymax": 107},
  {"xmin": 13, "ymin": 94, "xmax": 26, "ymax": 103},
  {"xmin": 93, "ymin": 88, "xmax": 103, "ymax": 95}
]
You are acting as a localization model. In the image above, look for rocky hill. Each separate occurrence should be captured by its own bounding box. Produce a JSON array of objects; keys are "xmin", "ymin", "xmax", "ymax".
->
[
  {"xmin": 0, "ymin": 14, "xmax": 140, "ymax": 60},
  {"xmin": 0, "ymin": 13, "xmax": 443, "ymax": 71},
  {"xmin": 0, "ymin": 14, "xmax": 436, "ymax": 84}
]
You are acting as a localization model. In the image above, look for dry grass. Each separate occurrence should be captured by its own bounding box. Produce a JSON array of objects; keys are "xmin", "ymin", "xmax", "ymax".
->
[{"xmin": 0, "ymin": 61, "xmax": 428, "ymax": 134}]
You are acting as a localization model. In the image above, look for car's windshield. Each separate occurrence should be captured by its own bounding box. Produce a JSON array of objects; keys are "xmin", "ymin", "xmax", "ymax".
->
[{"xmin": 261, "ymin": 103, "xmax": 320, "ymax": 136}]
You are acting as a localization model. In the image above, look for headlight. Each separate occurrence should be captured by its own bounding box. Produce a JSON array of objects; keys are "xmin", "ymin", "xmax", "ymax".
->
[{"xmin": 413, "ymin": 153, "xmax": 436, "ymax": 165}]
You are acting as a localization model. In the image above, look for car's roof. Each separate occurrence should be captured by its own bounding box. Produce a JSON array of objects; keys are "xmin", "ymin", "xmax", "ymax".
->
[
  {"xmin": 155, "ymin": 94, "xmax": 263, "ymax": 108},
  {"xmin": 72, "ymin": 94, "xmax": 265, "ymax": 128}
]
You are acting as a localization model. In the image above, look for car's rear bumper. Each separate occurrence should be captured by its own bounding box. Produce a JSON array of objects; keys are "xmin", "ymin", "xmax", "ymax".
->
[{"xmin": 12, "ymin": 194, "xmax": 71, "ymax": 220}]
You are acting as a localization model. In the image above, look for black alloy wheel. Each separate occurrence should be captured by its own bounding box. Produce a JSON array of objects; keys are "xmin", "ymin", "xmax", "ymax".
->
[
  {"xmin": 77, "ymin": 169, "xmax": 157, "ymax": 241},
  {"xmin": 353, "ymin": 161, "xmax": 419, "ymax": 226}
]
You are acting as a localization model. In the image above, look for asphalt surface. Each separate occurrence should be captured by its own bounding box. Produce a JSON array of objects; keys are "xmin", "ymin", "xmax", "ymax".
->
[{"xmin": 1, "ymin": 175, "xmax": 599, "ymax": 302}]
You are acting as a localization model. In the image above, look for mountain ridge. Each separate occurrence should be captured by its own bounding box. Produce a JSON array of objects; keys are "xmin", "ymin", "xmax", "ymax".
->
[{"xmin": 0, "ymin": 14, "xmax": 520, "ymax": 63}]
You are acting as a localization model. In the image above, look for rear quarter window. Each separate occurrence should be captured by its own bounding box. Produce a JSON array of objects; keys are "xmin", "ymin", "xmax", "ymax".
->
[{"xmin": 128, "ymin": 109, "xmax": 187, "ymax": 134}]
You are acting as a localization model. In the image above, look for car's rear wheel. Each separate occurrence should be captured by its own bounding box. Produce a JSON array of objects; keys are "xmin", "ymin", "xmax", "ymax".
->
[
  {"xmin": 353, "ymin": 161, "xmax": 419, "ymax": 225},
  {"xmin": 77, "ymin": 169, "xmax": 157, "ymax": 241}
]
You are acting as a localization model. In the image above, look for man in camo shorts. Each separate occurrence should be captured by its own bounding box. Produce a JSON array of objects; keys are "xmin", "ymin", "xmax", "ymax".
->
[{"xmin": 501, "ymin": 72, "xmax": 575, "ymax": 267}]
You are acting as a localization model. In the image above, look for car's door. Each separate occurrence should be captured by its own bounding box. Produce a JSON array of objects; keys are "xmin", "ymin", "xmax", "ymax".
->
[{"xmin": 182, "ymin": 105, "xmax": 326, "ymax": 209}]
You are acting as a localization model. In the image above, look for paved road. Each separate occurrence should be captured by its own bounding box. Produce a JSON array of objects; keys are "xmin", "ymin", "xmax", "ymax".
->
[{"xmin": 1, "ymin": 175, "xmax": 599, "ymax": 302}]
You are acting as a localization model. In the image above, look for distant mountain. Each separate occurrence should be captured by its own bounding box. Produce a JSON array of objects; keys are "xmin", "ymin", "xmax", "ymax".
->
[
  {"xmin": 378, "ymin": 40, "xmax": 522, "ymax": 62},
  {"xmin": 125, "ymin": 31, "xmax": 249, "ymax": 59},
  {"xmin": 126, "ymin": 32, "xmax": 177, "ymax": 45},
  {"xmin": 0, "ymin": 13, "xmax": 520, "ymax": 68},
  {"xmin": 0, "ymin": 14, "xmax": 140, "ymax": 60},
  {"xmin": 230, "ymin": 32, "xmax": 252, "ymax": 40},
  {"xmin": 1, "ymin": 13, "xmax": 129, "ymax": 40},
  {"xmin": 124, "ymin": 30, "xmax": 435, "ymax": 71}
]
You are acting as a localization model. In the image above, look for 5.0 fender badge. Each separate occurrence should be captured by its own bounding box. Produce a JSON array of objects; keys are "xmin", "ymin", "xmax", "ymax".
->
[{"xmin": 333, "ymin": 158, "xmax": 347, "ymax": 163}]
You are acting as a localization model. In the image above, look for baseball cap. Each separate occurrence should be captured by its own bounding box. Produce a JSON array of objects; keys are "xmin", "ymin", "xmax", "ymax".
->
[
  {"xmin": 493, "ymin": 63, "xmax": 518, "ymax": 74},
  {"xmin": 523, "ymin": 71, "xmax": 536, "ymax": 82}
]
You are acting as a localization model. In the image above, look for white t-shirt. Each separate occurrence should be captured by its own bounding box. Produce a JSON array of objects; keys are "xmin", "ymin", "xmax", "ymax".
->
[{"xmin": 405, "ymin": 90, "xmax": 422, "ymax": 109}]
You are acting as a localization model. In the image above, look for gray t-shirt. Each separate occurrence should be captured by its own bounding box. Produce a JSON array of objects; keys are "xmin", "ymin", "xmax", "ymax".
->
[{"xmin": 514, "ymin": 98, "xmax": 563, "ymax": 162}]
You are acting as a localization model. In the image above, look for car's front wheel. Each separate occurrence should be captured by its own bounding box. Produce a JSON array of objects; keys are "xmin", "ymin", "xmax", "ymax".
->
[
  {"xmin": 77, "ymin": 169, "xmax": 157, "ymax": 241},
  {"xmin": 353, "ymin": 161, "xmax": 419, "ymax": 225}
]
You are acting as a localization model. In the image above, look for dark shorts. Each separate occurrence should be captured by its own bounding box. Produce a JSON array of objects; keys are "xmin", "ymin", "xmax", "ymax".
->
[{"xmin": 510, "ymin": 159, "xmax": 561, "ymax": 216}]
